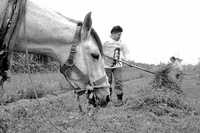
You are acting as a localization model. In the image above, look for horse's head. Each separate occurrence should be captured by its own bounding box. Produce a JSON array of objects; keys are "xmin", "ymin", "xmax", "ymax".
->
[{"xmin": 60, "ymin": 12, "xmax": 110, "ymax": 107}]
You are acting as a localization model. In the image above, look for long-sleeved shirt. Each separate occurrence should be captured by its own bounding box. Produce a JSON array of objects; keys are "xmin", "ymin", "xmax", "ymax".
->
[
  {"xmin": 103, "ymin": 38, "xmax": 129, "ymax": 68},
  {"xmin": 172, "ymin": 60, "xmax": 183, "ymax": 72}
]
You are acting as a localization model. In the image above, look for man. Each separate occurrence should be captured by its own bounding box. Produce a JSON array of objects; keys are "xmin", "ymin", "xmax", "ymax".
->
[
  {"xmin": 103, "ymin": 25, "xmax": 129, "ymax": 106},
  {"xmin": 170, "ymin": 56, "xmax": 183, "ymax": 72},
  {"xmin": 169, "ymin": 56, "xmax": 184, "ymax": 81}
]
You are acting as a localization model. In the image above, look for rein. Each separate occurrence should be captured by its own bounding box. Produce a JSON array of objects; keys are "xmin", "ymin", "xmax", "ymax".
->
[
  {"xmin": 104, "ymin": 55, "xmax": 156, "ymax": 75},
  {"xmin": 0, "ymin": 0, "xmax": 108, "ymax": 106},
  {"xmin": 0, "ymin": 0, "xmax": 27, "ymax": 85},
  {"xmin": 0, "ymin": 0, "xmax": 27, "ymax": 55}
]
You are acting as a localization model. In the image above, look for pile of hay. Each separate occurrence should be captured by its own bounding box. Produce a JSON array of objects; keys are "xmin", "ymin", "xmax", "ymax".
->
[
  {"xmin": 151, "ymin": 64, "xmax": 183, "ymax": 94},
  {"xmin": 126, "ymin": 87, "xmax": 199, "ymax": 118},
  {"xmin": 126, "ymin": 64, "xmax": 193, "ymax": 117}
]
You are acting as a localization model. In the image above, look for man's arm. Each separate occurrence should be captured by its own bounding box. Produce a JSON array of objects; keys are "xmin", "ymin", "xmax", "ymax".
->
[{"xmin": 121, "ymin": 43, "xmax": 129, "ymax": 60}]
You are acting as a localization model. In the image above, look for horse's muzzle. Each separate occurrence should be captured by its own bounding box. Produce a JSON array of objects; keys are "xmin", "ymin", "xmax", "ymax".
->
[
  {"xmin": 87, "ymin": 88, "xmax": 110, "ymax": 107},
  {"xmin": 100, "ymin": 94, "xmax": 110, "ymax": 107}
]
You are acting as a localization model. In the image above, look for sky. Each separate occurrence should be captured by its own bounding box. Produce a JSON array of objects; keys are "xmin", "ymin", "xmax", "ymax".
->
[{"xmin": 33, "ymin": 0, "xmax": 200, "ymax": 65}]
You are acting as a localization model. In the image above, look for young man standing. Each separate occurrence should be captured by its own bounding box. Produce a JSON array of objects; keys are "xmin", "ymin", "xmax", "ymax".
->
[{"xmin": 103, "ymin": 25, "xmax": 129, "ymax": 106}]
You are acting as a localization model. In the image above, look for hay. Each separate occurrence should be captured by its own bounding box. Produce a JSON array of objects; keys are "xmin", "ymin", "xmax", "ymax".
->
[
  {"xmin": 151, "ymin": 64, "xmax": 183, "ymax": 94},
  {"xmin": 126, "ymin": 87, "xmax": 199, "ymax": 118}
]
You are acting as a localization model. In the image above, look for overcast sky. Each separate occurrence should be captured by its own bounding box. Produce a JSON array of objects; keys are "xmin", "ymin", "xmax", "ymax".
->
[{"xmin": 34, "ymin": 0, "xmax": 200, "ymax": 65}]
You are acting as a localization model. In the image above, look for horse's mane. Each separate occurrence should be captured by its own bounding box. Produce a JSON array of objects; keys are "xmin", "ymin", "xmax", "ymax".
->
[
  {"xmin": 56, "ymin": 12, "xmax": 103, "ymax": 55},
  {"xmin": 55, "ymin": 11, "xmax": 82, "ymax": 24},
  {"xmin": 91, "ymin": 28, "xmax": 103, "ymax": 55}
]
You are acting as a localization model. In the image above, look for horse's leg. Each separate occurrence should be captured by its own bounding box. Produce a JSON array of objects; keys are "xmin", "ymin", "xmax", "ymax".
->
[
  {"xmin": 0, "ymin": 79, "xmax": 5, "ymax": 104},
  {"xmin": 0, "ymin": 85, "xmax": 5, "ymax": 97},
  {"xmin": 0, "ymin": 70, "xmax": 10, "ymax": 102},
  {"xmin": 76, "ymin": 95, "xmax": 85, "ymax": 115}
]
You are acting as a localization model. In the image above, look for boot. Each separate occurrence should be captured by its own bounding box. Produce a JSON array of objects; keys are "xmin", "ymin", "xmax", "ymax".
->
[
  {"xmin": 114, "ymin": 93, "xmax": 123, "ymax": 107},
  {"xmin": 109, "ymin": 87, "xmax": 112, "ymax": 97}
]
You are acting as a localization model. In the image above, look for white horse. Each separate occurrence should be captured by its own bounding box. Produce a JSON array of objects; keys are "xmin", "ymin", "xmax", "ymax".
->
[{"xmin": 0, "ymin": 0, "xmax": 110, "ymax": 108}]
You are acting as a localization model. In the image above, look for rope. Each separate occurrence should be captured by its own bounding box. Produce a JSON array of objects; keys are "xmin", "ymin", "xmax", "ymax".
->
[
  {"xmin": 26, "ymin": 66, "xmax": 67, "ymax": 133},
  {"xmin": 22, "ymin": 2, "xmax": 67, "ymax": 132},
  {"xmin": 104, "ymin": 55, "xmax": 156, "ymax": 75}
]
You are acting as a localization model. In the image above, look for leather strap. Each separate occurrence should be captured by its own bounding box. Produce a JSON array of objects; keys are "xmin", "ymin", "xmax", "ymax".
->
[
  {"xmin": 0, "ymin": 0, "xmax": 27, "ymax": 85},
  {"xmin": 60, "ymin": 23, "xmax": 108, "ymax": 96}
]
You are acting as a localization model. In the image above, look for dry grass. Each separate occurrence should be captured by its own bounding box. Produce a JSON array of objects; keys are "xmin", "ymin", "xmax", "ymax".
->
[
  {"xmin": 125, "ymin": 87, "xmax": 200, "ymax": 133},
  {"xmin": 0, "ymin": 67, "xmax": 200, "ymax": 133},
  {"xmin": 0, "ymin": 73, "xmax": 70, "ymax": 105},
  {"xmin": 126, "ymin": 87, "xmax": 199, "ymax": 117},
  {"xmin": 151, "ymin": 65, "xmax": 183, "ymax": 94}
]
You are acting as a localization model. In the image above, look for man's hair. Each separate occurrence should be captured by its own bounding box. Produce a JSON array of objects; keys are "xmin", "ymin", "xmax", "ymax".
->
[
  {"xmin": 170, "ymin": 56, "xmax": 176, "ymax": 62},
  {"xmin": 170, "ymin": 56, "xmax": 176, "ymax": 60},
  {"xmin": 111, "ymin": 25, "xmax": 123, "ymax": 34}
]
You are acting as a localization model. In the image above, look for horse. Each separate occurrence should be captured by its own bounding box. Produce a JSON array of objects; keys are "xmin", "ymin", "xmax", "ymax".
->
[{"xmin": 0, "ymin": 0, "xmax": 110, "ymax": 109}]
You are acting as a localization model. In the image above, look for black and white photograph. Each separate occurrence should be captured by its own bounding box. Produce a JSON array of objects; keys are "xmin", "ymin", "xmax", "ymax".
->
[{"xmin": 0, "ymin": 0, "xmax": 200, "ymax": 132}]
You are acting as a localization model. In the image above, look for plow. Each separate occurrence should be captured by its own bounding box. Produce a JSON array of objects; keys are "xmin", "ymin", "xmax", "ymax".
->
[
  {"xmin": 104, "ymin": 55, "xmax": 184, "ymax": 93},
  {"xmin": 104, "ymin": 55, "xmax": 156, "ymax": 75}
]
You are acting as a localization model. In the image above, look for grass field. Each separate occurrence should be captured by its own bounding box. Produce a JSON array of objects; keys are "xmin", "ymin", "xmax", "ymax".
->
[{"xmin": 1, "ymin": 66, "xmax": 200, "ymax": 133}]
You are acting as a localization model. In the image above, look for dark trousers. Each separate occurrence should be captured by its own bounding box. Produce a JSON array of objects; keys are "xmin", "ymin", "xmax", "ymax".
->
[{"xmin": 105, "ymin": 67, "xmax": 123, "ymax": 97}]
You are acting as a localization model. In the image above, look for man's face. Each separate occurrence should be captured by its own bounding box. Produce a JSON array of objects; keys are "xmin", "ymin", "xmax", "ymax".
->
[
  {"xmin": 170, "ymin": 58, "xmax": 176, "ymax": 63},
  {"xmin": 111, "ymin": 32, "xmax": 122, "ymax": 41}
]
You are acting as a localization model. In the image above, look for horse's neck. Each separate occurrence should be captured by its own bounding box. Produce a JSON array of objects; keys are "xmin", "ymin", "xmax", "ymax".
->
[{"xmin": 14, "ymin": 0, "xmax": 78, "ymax": 62}]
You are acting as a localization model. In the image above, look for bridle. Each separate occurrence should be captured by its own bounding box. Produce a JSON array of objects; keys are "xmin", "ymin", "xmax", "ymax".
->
[
  {"xmin": 60, "ymin": 23, "xmax": 108, "ymax": 99},
  {"xmin": 0, "ymin": 0, "xmax": 109, "ymax": 105}
]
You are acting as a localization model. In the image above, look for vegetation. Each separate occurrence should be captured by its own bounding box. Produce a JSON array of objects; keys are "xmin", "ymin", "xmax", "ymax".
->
[
  {"xmin": 1, "ymin": 55, "xmax": 200, "ymax": 132},
  {"xmin": 11, "ymin": 52, "xmax": 59, "ymax": 73}
]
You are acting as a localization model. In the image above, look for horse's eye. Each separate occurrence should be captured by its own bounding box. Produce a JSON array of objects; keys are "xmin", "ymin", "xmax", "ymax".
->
[{"xmin": 91, "ymin": 53, "xmax": 99, "ymax": 60}]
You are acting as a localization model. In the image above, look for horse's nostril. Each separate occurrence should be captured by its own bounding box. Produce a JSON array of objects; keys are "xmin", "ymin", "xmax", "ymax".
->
[{"xmin": 106, "ymin": 95, "xmax": 110, "ymax": 102}]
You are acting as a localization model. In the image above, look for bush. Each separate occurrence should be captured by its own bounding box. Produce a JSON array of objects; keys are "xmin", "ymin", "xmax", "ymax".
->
[{"xmin": 11, "ymin": 53, "xmax": 59, "ymax": 73}]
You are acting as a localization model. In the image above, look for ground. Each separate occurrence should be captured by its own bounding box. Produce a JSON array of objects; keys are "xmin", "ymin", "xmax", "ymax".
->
[{"xmin": 0, "ymin": 67, "xmax": 200, "ymax": 133}]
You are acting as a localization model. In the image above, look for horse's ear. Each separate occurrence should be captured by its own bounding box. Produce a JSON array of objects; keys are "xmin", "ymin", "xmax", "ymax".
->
[{"xmin": 81, "ymin": 12, "xmax": 92, "ymax": 40}]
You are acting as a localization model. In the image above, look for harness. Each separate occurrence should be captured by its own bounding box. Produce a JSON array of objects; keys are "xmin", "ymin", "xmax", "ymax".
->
[
  {"xmin": 60, "ymin": 23, "xmax": 108, "ymax": 99},
  {"xmin": 0, "ymin": 0, "xmax": 108, "ymax": 105},
  {"xmin": 0, "ymin": 0, "xmax": 27, "ymax": 84}
]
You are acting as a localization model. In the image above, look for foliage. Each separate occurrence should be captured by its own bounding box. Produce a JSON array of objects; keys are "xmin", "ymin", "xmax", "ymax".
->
[
  {"xmin": 11, "ymin": 53, "xmax": 59, "ymax": 73},
  {"xmin": 2, "ymin": 58, "xmax": 200, "ymax": 132}
]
